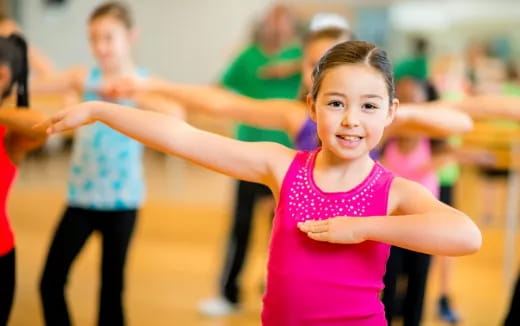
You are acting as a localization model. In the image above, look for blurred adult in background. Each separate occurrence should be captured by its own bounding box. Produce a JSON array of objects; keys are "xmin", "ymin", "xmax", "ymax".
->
[
  {"xmin": 198, "ymin": 3, "xmax": 304, "ymax": 316},
  {"xmin": 394, "ymin": 36, "xmax": 429, "ymax": 82}
]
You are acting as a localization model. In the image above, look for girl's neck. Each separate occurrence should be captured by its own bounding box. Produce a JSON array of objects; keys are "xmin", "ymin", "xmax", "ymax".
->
[
  {"xmin": 101, "ymin": 59, "xmax": 136, "ymax": 78},
  {"xmin": 314, "ymin": 148, "xmax": 375, "ymax": 192}
]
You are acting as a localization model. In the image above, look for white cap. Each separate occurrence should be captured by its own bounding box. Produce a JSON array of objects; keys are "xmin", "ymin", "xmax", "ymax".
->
[{"xmin": 309, "ymin": 13, "xmax": 350, "ymax": 31}]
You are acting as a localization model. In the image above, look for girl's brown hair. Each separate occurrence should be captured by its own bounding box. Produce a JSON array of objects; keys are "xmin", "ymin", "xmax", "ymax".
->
[
  {"xmin": 89, "ymin": 1, "xmax": 133, "ymax": 29},
  {"xmin": 310, "ymin": 40, "xmax": 395, "ymax": 104}
]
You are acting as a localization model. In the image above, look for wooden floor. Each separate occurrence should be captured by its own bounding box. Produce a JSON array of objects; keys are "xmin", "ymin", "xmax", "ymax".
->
[{"xmin": 6, "ymin": 146, "xmax": 520, "ymax": 326}]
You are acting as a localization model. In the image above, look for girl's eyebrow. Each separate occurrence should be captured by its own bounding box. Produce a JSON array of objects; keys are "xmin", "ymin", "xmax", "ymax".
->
[
  {"xmin": 323, "ymin": 92, "xmax": 383, "ymax": 100},
  {"xmin": 323, "ymin": 91, "xmax": 346, "ymax": 98},
  {"xmin": 362, "ymin": 94, "xmax": 383, "ymax": 100}
]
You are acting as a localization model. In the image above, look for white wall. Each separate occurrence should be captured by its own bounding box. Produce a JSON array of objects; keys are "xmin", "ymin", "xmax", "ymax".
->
[
  {"xmin": 21, "ymin": 0, "xmax": 99, "ymax": 68},
  {"xmin": 20, "ymin": 0, "xmax": 273, "ymax": 83},
  {"xmin": 18, "ymin": 0, "xmax": 520, "ymax": 83},
  {"xmin": 130, "ymin": 0, "xmax": 272, "ymax": 83},
  {"xmin": 388, "ymin": 0, "xmax": 520, "ymax": 57}
]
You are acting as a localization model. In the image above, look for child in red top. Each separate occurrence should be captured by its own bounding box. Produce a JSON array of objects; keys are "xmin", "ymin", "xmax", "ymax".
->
[{"xmin": 0, "ymin": 34, "xmax": 47, "ymax": 325}]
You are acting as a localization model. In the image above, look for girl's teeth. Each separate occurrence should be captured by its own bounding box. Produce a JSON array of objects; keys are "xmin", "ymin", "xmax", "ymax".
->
[{"xmin": 339, "ymin": 136, "xmax": 361, "ymax": 141}]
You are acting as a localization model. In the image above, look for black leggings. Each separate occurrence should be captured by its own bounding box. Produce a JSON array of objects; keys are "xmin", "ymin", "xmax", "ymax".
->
[
  {"xmin": 220, "ymin": 180, "xmax": 272, "ymax": 304},
  {"xmin": 40, "ymin": 206, "xmax": 137, "ymax": 326},
  {"xmin": 504, "ymin": 271, "xmax": 520, "ymax": 325},
  {"xmin": 440, "ymin": 184, "xmax": 453, "ymax": 206},
  {"xmin": 382, "ymin": 246, "xmax": 431, "ymax": 326},
  {"xmin": 0, "ymin": 249, "xmax": 15, "ymax": 326}
]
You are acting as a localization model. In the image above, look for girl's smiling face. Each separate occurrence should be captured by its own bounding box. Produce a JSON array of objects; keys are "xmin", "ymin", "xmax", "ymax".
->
[{"xmin": 309, "ymin": 63, "xmax": 398, "ymax": 160}]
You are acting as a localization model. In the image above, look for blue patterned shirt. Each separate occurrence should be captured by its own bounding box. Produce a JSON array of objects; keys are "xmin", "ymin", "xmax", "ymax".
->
[{"xmin": 67, "ymin": 68, "xmax": 146, "ymax": 210}]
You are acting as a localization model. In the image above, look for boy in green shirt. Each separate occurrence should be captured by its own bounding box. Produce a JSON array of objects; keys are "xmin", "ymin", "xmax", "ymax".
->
[{"xmin": 199, "ymin": 4, "xmax": 302, "ymax": 316}]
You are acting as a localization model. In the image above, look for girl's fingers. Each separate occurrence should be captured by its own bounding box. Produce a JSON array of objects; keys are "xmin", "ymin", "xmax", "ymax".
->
[
  {"xmin": 51, "ymin": 118, "xmax": 74, "ymax": 133},
  {"xmin": 297, "ymin": 220, "xmax": 328, "ymax": 233},
  {"xmin": 50, "ymin": 110, "xmax": 67, "ymax": 124},
  {"xmin": 307, "ymin": 231, "xmax": 329, "ymax": 242},
  {"xmin": 309, "ymin": 223, "xmax": 328, "ymax": 233},
  {"xmin": 46, "ymin": 112, "xmax": 72, "ymax": 134}
]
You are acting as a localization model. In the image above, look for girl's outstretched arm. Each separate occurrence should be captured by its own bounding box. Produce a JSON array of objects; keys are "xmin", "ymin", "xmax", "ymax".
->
[
  {"xmin": 45, "ymin": 101, "xmax": 295, "ymax": 189},
  {"xmin": 298, "ymin": 177, "xmax": 481, "ymax": 256}
]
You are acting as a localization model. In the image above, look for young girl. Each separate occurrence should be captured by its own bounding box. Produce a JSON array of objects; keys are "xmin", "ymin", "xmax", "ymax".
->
[
  {"xmin": 108, "ymin": 26, "xmax": 474, "ymax": 315},
  {"xmin": 43, "ymin": 40, "xmax": 481, "ymax": 325},
  {"xmin": 0, "ymin": 34, "xmax": 47, "ymax": 325},
  {"xmin": 36, "ymin": 2, "xmax": 180, "ymax": 325}
]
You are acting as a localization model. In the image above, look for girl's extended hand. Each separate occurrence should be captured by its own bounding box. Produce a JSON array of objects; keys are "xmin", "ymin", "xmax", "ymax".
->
[{"xmin": 38, "ymin": 102, "xmax": 96, "ymax": 134}]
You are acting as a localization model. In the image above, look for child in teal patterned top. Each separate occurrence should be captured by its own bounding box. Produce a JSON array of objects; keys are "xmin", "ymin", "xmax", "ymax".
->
[
  {"xmin": 38, "ymin": 3, "xmax": 167, "ymax": 326},
  {"xmin": 68, "ymin": 67, "xmax": 146, "ymax": 210}
]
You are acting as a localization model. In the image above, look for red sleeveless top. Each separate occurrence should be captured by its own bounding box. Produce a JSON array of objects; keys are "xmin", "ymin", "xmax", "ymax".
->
[{"xmin": 0, "ymin": 125, "xmax": 16, "ymax": 255}]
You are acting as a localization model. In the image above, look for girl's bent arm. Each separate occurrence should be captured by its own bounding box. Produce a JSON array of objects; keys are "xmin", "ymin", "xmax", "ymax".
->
[
  {"xmin": 368, "ymin": 177, "xmax": 481, "ymax": 256},
  {"xmin": 299, "ymin": 177, "xmax": 481, "ymax": 256}
]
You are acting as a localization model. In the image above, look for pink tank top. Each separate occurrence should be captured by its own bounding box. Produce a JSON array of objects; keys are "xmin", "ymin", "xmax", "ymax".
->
[
  {"xmin": 0, "ymin": 125, "xmax": 16, "ymax": 255},
  {"xmin": 263, "ymin": 149, "xmax": 395, "ymax": 326},
  {"xmin": 382, "ymin": 138, "xmax": 439, "ymax": 197}
]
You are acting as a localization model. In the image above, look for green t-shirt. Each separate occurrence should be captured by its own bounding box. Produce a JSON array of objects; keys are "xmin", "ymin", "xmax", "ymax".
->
[
  {"xmin": 489, "ymin": 83, "xmax": 520, "ymax": 128},
  {"xmin": 438, "ymin": 136, "xmax": 462, "ymax": 186},
  {"xmin": 220, "ymin": 43, "xmax": 302, "ymax": 146},
  {"xmin": 438, "ymin": 92, "xmax": 464, "ymax": 186},
  {"xmin": 503, "ymin": 82, "xmax": 520, "ymax": 97},
  {"xmin": 394, "ymin": 56, "xmax": 428, "ymax": 81}
]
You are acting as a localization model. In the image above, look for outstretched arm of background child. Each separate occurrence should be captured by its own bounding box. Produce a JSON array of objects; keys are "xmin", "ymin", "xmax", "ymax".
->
[
  {"xmin": 258, "ymin": 59, "xmax": 302, "ymax": 79},
  {"xmin": 298, "ymin": 177, "xmax": 481, "ymax": 256},
  {"xmin": 0, "ymin": 18, "xmax": 55, "ymax": 78},
  {"xmin": 389, "ymin": 104, "xmax": 474, "ymax": 138},
  {"xmin": 105, "ymin": 77, "xmax": 306, "ymax": 138},
  {"xmin": 1, "ymin": 108, "xmax": 48, "ymax": 162},
  {"xmin": 30, "ymin": 65, "xmax": 87, "ymax": 95},
  {"xmin": 452, "ymin": 95, "xmax": 520, "ymax": 120},
  {"xmin": 132, "ymin": 93, "xmax": 186, "ymax": 119},
  {"xmin": 28, "ymin": 46, "xmax": 55, "ymax": 79},
  {"xmin": 414, "ymin": 96, "xmax": 520, "ymax": 121},
  {"xmin": 0, "ymin": 107, "xmax": 48, "ymax": 138},
  {"xmin": 44, "ymin": 101, "xmax": 294, "ymax": 188}
]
